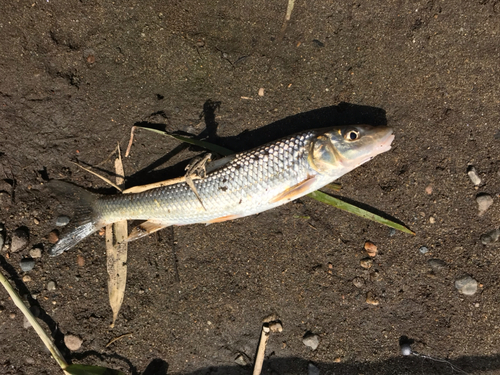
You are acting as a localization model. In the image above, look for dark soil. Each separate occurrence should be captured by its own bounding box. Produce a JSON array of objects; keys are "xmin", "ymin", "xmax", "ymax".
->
[{"xmin": 1, "ymin": 1, "xmax": 500, "ymax": 374}]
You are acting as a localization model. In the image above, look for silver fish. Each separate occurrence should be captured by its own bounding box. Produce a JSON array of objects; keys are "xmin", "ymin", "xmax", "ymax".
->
[{"xmin": 49, "ymin": 125, "xmax": 394, "ymax": 256}]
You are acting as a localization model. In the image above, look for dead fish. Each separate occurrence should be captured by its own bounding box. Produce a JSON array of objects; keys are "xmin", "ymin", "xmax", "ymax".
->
[{"xmin": 49, "ymin": 125, "xmax": 394, "ymax": 256}]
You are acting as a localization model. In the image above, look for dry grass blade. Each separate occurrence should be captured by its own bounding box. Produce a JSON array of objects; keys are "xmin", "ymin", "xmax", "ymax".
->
[
  {"xmin": 107, "ymin": 146, "xmax": 128, "ymax": 328},
  {"xmin": 71, "ymin": 162, "xmax": 122, "ymax": 192}
]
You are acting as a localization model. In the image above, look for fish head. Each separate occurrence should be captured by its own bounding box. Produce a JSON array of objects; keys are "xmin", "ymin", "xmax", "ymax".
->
[{"xmin": 308, "ymin": 125, "xmax": 394, "ymax": 175}]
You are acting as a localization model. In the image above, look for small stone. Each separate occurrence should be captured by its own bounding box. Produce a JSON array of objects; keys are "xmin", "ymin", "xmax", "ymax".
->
[
  {"xmin": 455, "ymin": 276, "xmax": 478, "ymax": 296},
  {"xmin": 25, "ymin": 357, "xmax": 35, "ymax": 365},
  {"xmin": 29, "ymin": 248, "xmax": 42, "ymax": 258},
  {"xmin": 33, "ymin": 218, "xmax": 40, "ymax": 225},
  {"xmin": 77, "ymin": 254, "xmax": 85, "ymax": 267},
  {"xmin": 333, "ymin": 357, "xmax": 341, "ymax": 363},
  {"xmin": 467, "ymin": 166, "xmax": 481, "ymax": 186},
  {"xmin": 47, "ymin": 281, "xmax": 57, "ymax": 291},
  {"xmin": 366, "ymin": 292, "xmax": 379, "ymax": 305},
  {"xmin": 476, "ymin": 194, "xmax": 493, "ymax": 216},
  {"xmin": 22, "ymin": 275, "xmax": 32, "ymax": 282},
  {"xmin": 352, "ymin": 277, "xmax": 365, "ymax": 288},
  {"xmin": 364, "ymin": 241, "xmax": 378, "ymax": 257},
  {"xmin": 427, "ymin": 258, "xmax": 447, "ymax": 271},
  {"xmin": 64, "ymin": 334, "xmax": 83, "ymax": 351},
  {"xmin": 308, "ymin": 362, "xmax": 320, "ymax": 375},
  {"xmin": 10, "ymin": 313, "xmax": 16, "ymax": 319},
  {"xmin": 360, "ymin": 258, "xmax": 373, "ymax": 269},
  {"xmin": 47, "ymin": 230, "xmax": 59, "ymax": 244},
  {"xmin": 401, "ymin": 343, "xmax": 412, "ymax": 356},
  {"xmin": 370, "ymin": 270, "xmax": 382, "ymax": 282},
  {"xmin": 23, "ymin": 316, "xmax": 32, "ymax": 329},
  {"xmin": 429, "ymin": 216, "xmax": 436, "ymax": 224},
  {"xmin": 11, "ymin": 227, "xmax": 29, "ymax": 252},
  {"xmin": 258, "ymin": 88, "xmax": 265, "ymax": 97},
  {"xmin": 56, "ymin": 216, "xmax": 70, "ymax": 226},
  {"xmin": 419, "ymin": 246, "xmax": 429, "ymax": 254},
  {"xmin": 302, "ymin": 331, "xmax": 320, "ymax": 350},
  {"xmin": 20, "ymin": 258, "xmax": 35, "ymax": 272},
  {"xmin": 389, "ymin": 228, "xmax": 396, "ymax": 237},
  {"xmin": 234, "ymin": 353, "xmax": 250, "ymax": 366},
  {"xmin": 425, "ymin": 185, "xmax": 433, "ymax": 195},
  {"xmin": 480, "ymin": 228, "xmax": 500, "ymax": 245},
  {"xmin": 269, "ymin": 321, "xmax": 283, "ymax": 333}
]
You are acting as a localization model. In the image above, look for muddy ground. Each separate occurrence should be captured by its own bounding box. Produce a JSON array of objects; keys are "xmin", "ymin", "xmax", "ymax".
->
[{"xmin": 1, "ymin": 0, "xmax": 500, "ymax": 374}]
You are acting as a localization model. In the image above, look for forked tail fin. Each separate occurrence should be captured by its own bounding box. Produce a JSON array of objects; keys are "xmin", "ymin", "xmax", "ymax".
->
[{"xmin": 47, "ymin": 180, "xmax": 102, "ymax": 257}]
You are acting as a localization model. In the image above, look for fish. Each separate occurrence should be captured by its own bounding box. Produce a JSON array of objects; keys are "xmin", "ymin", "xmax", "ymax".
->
[{"xmin": 48, "ymin": 124, "xmax": 394, "ymax": 256}]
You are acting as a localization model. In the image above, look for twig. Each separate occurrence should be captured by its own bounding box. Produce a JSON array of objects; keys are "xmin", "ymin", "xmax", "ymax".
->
[
  {"xmin": 253, "ymin": 325, "xmax": 270, "ymax": 375},
  {"xmin": 125, "ymin": 126, "xmax": 136, "ymax": 157},
  {"xmin": 106, "ymin": 333, "xmax": 133, "ymax": 348}
]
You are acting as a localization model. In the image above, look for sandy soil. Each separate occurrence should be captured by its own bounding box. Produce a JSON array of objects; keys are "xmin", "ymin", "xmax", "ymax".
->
[{"xmin": 1, "ymin": 0, "xmax": 500, "ymax": 374}]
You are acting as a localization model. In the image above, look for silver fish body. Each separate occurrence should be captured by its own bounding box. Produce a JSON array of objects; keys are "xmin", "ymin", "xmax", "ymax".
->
[{"xmin": 49, "ymin": 125, "xmax": 394, "ymax": 256}]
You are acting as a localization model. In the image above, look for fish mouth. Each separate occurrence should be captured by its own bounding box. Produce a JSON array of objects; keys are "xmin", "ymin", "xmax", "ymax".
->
[{"xmin": 359, "ymin": 128, "xmax": 395, "ymax": 164}]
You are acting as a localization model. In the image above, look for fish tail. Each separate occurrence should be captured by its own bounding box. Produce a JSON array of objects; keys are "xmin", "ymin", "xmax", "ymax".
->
[{"xmin": 47, "ymin": 180, "xmax": 103, "ymax": 257}]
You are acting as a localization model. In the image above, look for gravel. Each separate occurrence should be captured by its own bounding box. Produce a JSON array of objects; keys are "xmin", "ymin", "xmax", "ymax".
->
[
  {"xmin": 56, "ymin": 216, "xmax": 70, "ymax": 226},
  {"xmin": 455, "ymin": 276, "xmax": 478, "ymax": 296},
  {"xmin": 467, "ymin": 166, "xmax": 481, "ymax": 186},
  {"xmin": 419, "ymin": 246, "xmax": 429, "ymax": 254},
  {"xmin": 427, "ymin": 259, "xmax": 447, "ymax": 272},
  {"xmin": 11, "ymin": 227, "xmax": 29, "ymax": 252},
  {"xmin": 480, "ymin": 229, "xmax": 500, "ymax": 245},
  {"xmin": 352, "ymin": 277, "xmax": 365, "ymax": 288},
  {"xmin": 303, "ymin": 331, "xmax": 320, "ymax": 350},
  {"xmin": 20, "ymin": 258, "xmax": 35, "ymax": 272},
  {"xmin": 64, "ymin": 334, "xmax": 83, "ymax": 351},
  {"xmin": 47, "ymin": 281, "xmax": 57, "ymax": 291},
  {"xmin": 476, "ymin": 194, "xmax": 493, "ymax": 216},
  {"xmin": 29, "ymin": 247, "xmax": 42, "ymax": 258},
  {"xmin": 360, "ymin": 258, "xmax": 373, "ymax": 269}
]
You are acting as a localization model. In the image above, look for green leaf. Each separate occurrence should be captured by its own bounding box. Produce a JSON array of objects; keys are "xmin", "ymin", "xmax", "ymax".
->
[
  {"xmin": 135, "ymin": 125, "xmax": 233, "ymax": 156},
  {"xmin": 64, "ymin": 364, "xmax": 126, "ymax": 375},
  {"xmin": 307, "ymin": 190, "xmax": 415, "ymax": 235}
]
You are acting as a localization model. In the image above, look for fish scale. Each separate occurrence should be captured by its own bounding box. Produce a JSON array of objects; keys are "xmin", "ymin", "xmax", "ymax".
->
[{"xmin": 95, "ymin": 131, "xmax": 316, "ymax": 225}]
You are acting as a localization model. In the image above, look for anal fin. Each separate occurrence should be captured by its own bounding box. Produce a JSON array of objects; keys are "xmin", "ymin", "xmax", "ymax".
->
[
  {"xmin": 127, "ymin": 220, "xmax": 170, "ymax": 242},
  {"xmin": 205, "ymin": 214, "xmax": 242, "ymax": 224},
  {"xmin": 269, "ymin": 175, "xmax": 317, "ymax": 204}
]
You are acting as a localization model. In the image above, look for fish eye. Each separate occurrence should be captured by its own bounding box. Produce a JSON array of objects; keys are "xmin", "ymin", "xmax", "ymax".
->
[{"xmin": 344, "ymin": 129, "xmax": 360, "ymax": 141}]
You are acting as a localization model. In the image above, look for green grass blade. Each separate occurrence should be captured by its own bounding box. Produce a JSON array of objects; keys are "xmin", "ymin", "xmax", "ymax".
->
[
  {"xmin": 135, "ymin": 125, "xmax": 233, "ymax": 156},
  {"xmin": 308, "ymin": 190, "xmax": 415, "ymax": 235}
]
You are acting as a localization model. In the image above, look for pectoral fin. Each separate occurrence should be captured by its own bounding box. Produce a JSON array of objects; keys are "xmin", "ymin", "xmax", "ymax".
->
[
  {"xmin": 269, "ymin": 175, "xmax": 317, "ymax": 204},
  {"xmin": 127, "ymin": 220, "xmax": 170, "ymax": 242}
]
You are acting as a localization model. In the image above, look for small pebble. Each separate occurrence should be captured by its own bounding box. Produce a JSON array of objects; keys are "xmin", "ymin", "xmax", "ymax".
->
[
  {"xmin": 480, "ymin": 228, "xmax": 500, "ymax": 245},
  {"xmin": 20, "ymin": 258, "xmax": 35, "ymax": 272},
  {"xmin": 269, "ymin": 321, "xmax": 283, "ymax": 333},
  {"xmin": 429, "ymin": 216, "xmax": 436, "ymax": 224},
  {"xmin": 47, "ymin": 230, "xmax": 59, "ymax": 244},
  {"xmin": 64, "ymin": 334, "xmax": 83, "ymax": 351},
  {"xmin": 23, "ymin": 316, "xmax": 32, "ymax": 329},
  {"xmin": 302, "ymin": 331, "xmax": 320, "ymax": 350},
  {"xmin": 77, "ymin": 254, "xmax": 85, "ymax": 267},
  {"xmin": 25, "ymin": 357, "xmax": 35, "ymax": 365},
  {"xmin": 56, "ymin": 216, "xmax": 70, "ymax": 226},
  {"xmin": 47, "ymin": 281, "xmax": 57, "ymax": 291},
  {"xmin": 308, "ymin": 362, "xmax": 320, "ymax": 375},
  {"xmin": 425, "ymin": 185, "xmax": 433, "ymax": 195},
  {"xmin": 234, "ymin": 353, "xmax": 250, "ymax": 366},
  {"xmin": 29, "ymin": 248, "xmax": 42, "ymax": 258},
  {"xmin": 33, "ymin": 218, "xmax": 40, "ymax": 225},
  {"xmin": 352, "ymin": 277, "xmax": 365, "ymax": 288},
  {"xmin": 11, "ymin": 227, "xmax": 29, "ymax": 252},
  {"xmin": 427, "ymin": 258, "xmax": 447, "ymax": 271},
  {"xmin": 455, "ymin": 276, "xmax": 478, "ymax": 296},
  {"xmin": 360, "ymin": 258, "xmax": 373, "ymax": 269},
  {"xmin": 389, "ymin": 228, "xmax": 396, "ymax": 237},
  {"xmin": 366, "ymin": 292, "xmax": 379, "ymax": 305},
  {"xmin": 476, "ymin": 194, "xmax": 493, "ymax": 216},
  {"xmin": 370, "ymin": 270, "xmax": 382, "ymax": 282},
  {"xmin": 258, "ymin": 88, "xmax": 265, "ymax": 97},
  {"xmin": 364, "ymin": 241, "xmax": 378, "ymax": 257},
  {"xmin": 467, "ymin": 166, "xmax": 481, "ymax": 186},
  {"xmin": 333, "ymin": 357, "xmax": 341, "ymax": 363},
  {"xmin": 401, "ymin": 343, "xmax": 412, "ymax": 356},
  {"xmin": 10, "ymin": 313, "xmax": 16, "ymax": 319},
  {"xmin": 22, "ymin": 275, "xmax": 32, "ymax": 282},
  {"xmin": 419, "ymin": 246, "xmax": 429, "ymax": 254}
]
